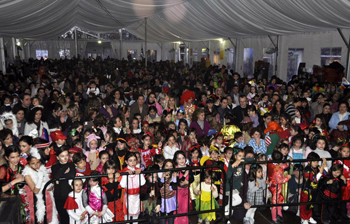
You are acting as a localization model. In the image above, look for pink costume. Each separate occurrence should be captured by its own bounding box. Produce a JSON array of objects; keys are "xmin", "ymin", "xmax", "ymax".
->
[{"xmin": 174, "ymin": 169, "xmax": 190, "ymax": 224}]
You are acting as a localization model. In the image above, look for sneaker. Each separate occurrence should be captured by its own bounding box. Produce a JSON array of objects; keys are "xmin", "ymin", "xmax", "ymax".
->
[
  {"xmin": 283, "ymin": 206, "xmax": 289, "ymax": 211},
  {"xmin": 296, "ymin": 210, "xmax": 300, "ymax": 217},
  {"xmin": 300, "ymin": 219, "xmax": 308, "ymax": 224},
  {"xmin": 308, "ymin": 217, "xmax": 317, "ymax": 224}
]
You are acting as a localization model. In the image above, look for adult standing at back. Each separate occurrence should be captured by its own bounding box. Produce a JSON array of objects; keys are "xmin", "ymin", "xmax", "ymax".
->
[
  {"xmin": 130, "ymin": 95, "xmax": 148, "ymax": 121},
  {"xmin": 232, "ymin": 95, "xmax": 249, "ymax": 129},
  {"xmin": 13, "ymin": 93, "xmax": 32, "ymax": 116},
  {"xmin": 286, "ymin": 97, "xmax": 301, "ymax": 120}
]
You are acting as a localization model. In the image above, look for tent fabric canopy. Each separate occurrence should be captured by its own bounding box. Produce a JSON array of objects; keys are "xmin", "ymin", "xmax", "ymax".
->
[{"xmin": 1, "ymin": 0, "xmax": 350, "ymax": 41}]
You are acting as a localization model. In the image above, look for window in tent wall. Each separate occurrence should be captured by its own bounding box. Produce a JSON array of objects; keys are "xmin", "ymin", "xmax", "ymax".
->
[
  {"xmin": 262, "ymin": 48, "xmax": 275, "ymax": 80},
  {"xmin": 213, "ymin": 49, "xmax": 220, "ymax": 65},
  {"xmin": 36, "ymin": 50, "xmax": 48, "ymax": 60},
  {"xmin": 201, "ymin": 48, "xmax": 207, "ymax": 59},
  {"xmin": 59, "ymin": 49, "xmax": 70, "ymax": 59},
  {"xmin": 192, "ymin": 48, "xmax": 198, "ymax": 62},
  {"xmin": 243, "ymin": 48, "xmax": 254, "ymax": 78},
  {"xmin": 321, "ymin": 47, "xmax": 341, "ymax": 66},
  {"xmin": 127, "ymin": 49, "xmax": 137, "ymax": 60},
  {"xmin": 287, "ymin": 48, "xmax": 304, "ymax": 81},
  {"xmin": 227, "ymin": 48, "xmax": 235, "ymax": 72}
]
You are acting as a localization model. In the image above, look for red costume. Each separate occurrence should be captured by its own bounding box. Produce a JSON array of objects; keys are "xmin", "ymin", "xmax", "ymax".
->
[
  {"xmin": 267, "ymin": 163, "xmax": 289, "ymax": 221},
  {"xmin": 334, "ymin": 159, "xmax": 350, "ymax": 200},
  {"xmin": 139, "ymin": 147, "xmax": 160, "ymax": 168}
]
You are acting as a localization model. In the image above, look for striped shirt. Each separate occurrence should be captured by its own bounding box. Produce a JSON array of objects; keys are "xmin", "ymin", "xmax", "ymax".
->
[{"xmin": 248, "ymin": 139, "xmax": 267, "ymax": 154}]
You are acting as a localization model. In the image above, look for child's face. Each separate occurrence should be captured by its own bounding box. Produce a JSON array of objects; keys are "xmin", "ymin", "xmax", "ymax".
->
[
  {"xmin": 115, "ymin": 118, "xmax": 122, "ymax": 128},
  {"xmin": 136, "ymin": 116, "xmax": 142, "ymax": 123},
  {"xmin": 179, "ymin": 122, "xmax": 186, "ymax": 130},
  {"xmin": 29, "ymin": 158, "xmax": 41, "ymax": 170},
  {"xmin": 293, "ymin": 169, "xmax": 301, "ymax": 178},
  {"xmin": 126, "ymin": 156, "xmax": 137, "ymax": 168},
  {"xmin": 4, "ymin": 134, "xmax": 13, "ymax": 146},
  {"xmin": 132, "ymin": 120, "xmax": 139, "ymax": 129},
  {"xmin": 258, "ymin": 155, "xmax": 266, "ymax": 161},
  {"xmin": 156, "ymin": 160, "xmax": 164, "ymax": 169},
  {"xmin": 310, "ymin": 161, "xmax": 318, "ymax": 168},
  {"xmin": 210, "ymin": 151, "xmax": 219, "ymax": 161},
  {"xmin": 142, "ymin": 124, "xmax": 149, "ymax": 132},
  {"xmin": 75, "ymin": 159, "xmax": 86, "ymax": 170},
  {"xmin": 189, "ymin": 132, "xmax": 196, "ymax": 141},
  {"xmin": 19, "ymin": 141, "xmax": 31, "ymax": 154},
  {"xmin": 235, "ymin": 152, "xmax": 245, "ymax": 161},
  {"xmin": 225, "ymin": 151, "xmax": 233, "ymax": 160},
  {"xmin": 204, "ymin": 177, "xmax": 212, "ymax": 185},
  {"xmin": 106, "ymin": 167, "xmax": 116, "ymax": 175},
  {"xmin": 280, "ymin": 147, "xmax": 289, "ymax": 156},
  {"xmin": 332, "ymin": 170, "xmax": 341, "ymax": 178},
  {"xmin": 294, "ymin": 140, "xmax": 302, "ymax": 148},
  {"xmin": 89, "ymin": 179, "xmax": 98, "ymax": 187},
  {"xmin": 142, "ymin": 136, "xmax": 151, "ymax": 147},
  {"xmin": 216, "ymin": 136, "xmax": 223, "ymax": 145},
  {"xmin": 340, "ymin": 147, "xmax": 350, "ymax": 158},
  {"xmin": 192, "ymin": 150, "xmax": 199, "ymax": 160},
  {"xmin": 89, "ymin": 139, "xmax": 98, "ymax": 149},
  {"xmin": 315, "ymin": 118, "xmax": 322, "ymax": 127},
  {"xmin": 236, "ymin": 136, "xmax": 244, "ymax": 143},
  {"xmin": 256, "ymin": 168, "xmax": 263, "ymax": 179},
  {"xmin": 290, "ymin": 129, "xmax": 298, "ymax": 136},
  {"xmin": 147, "ymin": 173, "xmax": 158, "ymax": 183},
  {"xmin": 84, "ymin": 132, "xmax": 91, "ymax": 142},
  {"xmin": 117, "ymin": 142, "xmax": 125, "ymax": 150},
  {"xmin": 72, "ymin": 180, "xmax": 83, "ymax": 193},
  {"xmin": 169, "ymin": 124, "xmax": 176, "ymax": 130},
  {"xmin": 316, "ymin": 140, "xmax": 326, "ymax": 150},
  {"xmin": 177, "ymin": 113, "xmax": 184, "ymax": 120},
  {"xmin": 176, "ymin": 154, "xmax": 186, "ymax": 167},
  {"xmin": 57, "ymin": 150, "xmax": 69, "ymax": 164},
  {"xmin": 5, "ymin": 120, "xmax": 13, "ymax": 129},
  {"xmin": 280, "ymin": 117, "xmax": 287, "ymax": 126},
  {"xmin": 164, "ymin": 161, "xmax": 173, "ymax": 170},
  {"xmin": 56, "ymin": 139, "xmax": 66, "ymax": 146},
  {"xmin": 100, "ymin": 154, "xmax": 109, "ymax": 165},
  {"xmin": 165, "ymin": 114, "xmax": 172, "ymax": 123},
  {"xmin": 295, "ymin": 110, "xmax": 300, "ymax": 118},
  {"xmin": 167, "ymin": 136, "xmax": 175, "ymax": 145}
]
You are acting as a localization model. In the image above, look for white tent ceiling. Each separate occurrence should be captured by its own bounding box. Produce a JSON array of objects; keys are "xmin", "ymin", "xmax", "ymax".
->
[{"xmin": 1, "ymin": 0, "xmax": 350, "ymax": 42}]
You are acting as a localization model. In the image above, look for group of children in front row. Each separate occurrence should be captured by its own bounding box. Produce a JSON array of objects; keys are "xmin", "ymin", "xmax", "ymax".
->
[{"xmin": 32, "ymin": 128, "xmax": 350, "ymax": 224}]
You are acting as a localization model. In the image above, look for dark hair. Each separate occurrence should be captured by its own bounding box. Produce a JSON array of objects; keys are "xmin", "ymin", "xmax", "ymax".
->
[
  {"xmin": 250, "ymin": 127, "xmax": 261, "ymax": 137},
  {"xmin": 72, "ymin": 152, "xmax": 87, "ymax": 164},
  {"xmin": 291, "ymin": 135, "xmax": 304, "ymax": 147},
  {"xmin": 173, "ymin": 150, "xmax": 186, "ymax": 165},
  {"xmin": 154, "ymin": 154, "xmax": 165, "ymax": 164},
  {"xmin": 148, "ymin": 106, "xmax": 157, "ymax": 113},
  {"xmin": 190, "ymin": 146, "xmax": 203, "ymax": 160},
  {"xmin": 19, "ymin": 136, "xmax": 33, "ymax": 146},
  {"xmin": 330, "ymin": 163, "xmax": 343, "ymax": 178},
  {"xmin": 124, "ymin": 151, "xmax": 137, "ymax": 167},
  {"xmin": 189, "ymin": 127, "xmax": 197, "ymax": 135},
  {"xmin": 178, "ymin": 119, "xmax": 189, "ymax": 130},
  {"xmin": 248, "ymin": 164, "xmax": 263, "ymax": 181},
  {"xmin": 4, "ymin": 145, "xmax": 20, "ymax": 159},
  {"xmin": 102, "ymin": 160, "xmax": 118, "ymax": 174},
  {"xmin": 198, "ymin": 135, "xmax": 209, "ymax": 147},
  {"xmin": 291, "ymin": 125, "xmax": 302, "ymax": 135},
  {"xmin": 0, "ymin": 129, "xmax": 13, "ymax": 142},
  {"xmin": 162, "ymin": 159, "xmax": 174, "ymax": 170},
  {"xmin": 203, "ymin": 170, "xmax": 213, "ymax": 180},
  {"xmin": 307, "ymin": 152, "xmax": 320, "ymax": 160},
  {"xmin": 54, "ymin": 145, "xmax": 69, "ymax": 157},
  {"xmin": 89, "ymin": 171, "xmax": 101, "ymax": 185},
  {"xmin": 234, "ymin": 132, "xmax": 243, "ymax": 140},
  {"xmin": 98, "ymin": 150, "xmax": 109, "ymax": 160},
  {"xmin": 247, "ymin": 105, "xmax": 257, "ymax": 113},
  {"xmin": 12, "ymin": 106, "xmax": 25, "ymax": 115},
  {"xmin": 244, "ymin": 146, "xmax": 254, "ymax": 157},
  {"xmin": 26, "ymin": 107, "xmax": 43, "ymax": 124},
  {"xmin": 311, "ymin": 135, "xmax": 329, "ymax": 151},
  {"xmin": 314, "ymin": 114, "xmax": 326, "ymax": 130},
  {"xmin": 271, "ymin": 151, "xmax": 283, "ymax": 160}
]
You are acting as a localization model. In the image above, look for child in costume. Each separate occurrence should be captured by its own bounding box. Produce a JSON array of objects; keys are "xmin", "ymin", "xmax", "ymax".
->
[
  {"xmin": 194, "ymin": 170, "xmax": 219, "ymax": 224},
  {"xmin": 113, "ymin": 138, "xmax": 129, "ymax": 170},
  {"xmin": 189, "ymin": 145, "xmax": 202, "ymax": 201},
  {"xmin": 51, "ymin": 146, "xmax": 76, "ymax": 224},
  {"xmin": 19, "ymin": 136, "xmax": 34, "ymax": 166},
  {"xmin": 0, "ymin": 111, "xmax": 19, "ymax": 137},
  {"xmin": 83, "ymin": 171, "xmax": 114, "ymax": 224},
  {"xmin": 140, "ymin": 165, "xmax": 161, "ymax": 217},
  {"xmin": 159, "ymin": 159, "xmax": 177, "ymax": 224},
  {"xmin": 300, "ymin": 152, "xmax": 327, "ymax": 224},
  {"xmin": 64, "ymin": 174, "xmax": 88, "ymax": 224},
  {"xmin": 267, "ymin": 151, "xmax": 291, "ymax": 224},
  {"xmin": 318, "ymin": 163, "xmax": 347, "ymax": 224},
  {"xmin": 119, "ymin": 151, "xmax": 146, "ymax": 222},
  {"xmin": 244, "ymin": 164, "xmax": 268, "ymax": 224},
  {"xmin": 101, "ymin": 160, "xmax": 124, "ymax": 222},
  {"xmin": 179, "ymin": 90, "xmax": 197, "ymax": 122},
  {"xmin": 139, "ymin": 133, "xmax": 160, "ymax": 168},
  {"xmin": 214, "ymin": 132, "xmax": 226, "ymax": 152},
  {"xmin": 333, "ymin": 144, "xmax": 350, "ymax": 219},
  {"xmin": 225, "ymin": 147, "xmax": 245, "ymax": 215},
  {"xmin": 95, "ymin": 151, "xmax": 109, "ymax": 173},
  {"xmin": 174, "ymin": 150, "xmax": 194, "ymax": 224},
  {"xmin": 85, "ymin": 133, "xmax": 104, "ymax": 170},
  {"xmin": 23, "ymin": 147, "xmax": 59, "ymax": 224}
]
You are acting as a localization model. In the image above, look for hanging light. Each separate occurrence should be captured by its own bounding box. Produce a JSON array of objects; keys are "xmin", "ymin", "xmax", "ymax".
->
[
  {"xmin": 98, "ymin": 40, "xmax": 102, "ymax": 44},
  {"xmin": 16, "ymin": 41, "xmax": 21, "ymax": 46}
]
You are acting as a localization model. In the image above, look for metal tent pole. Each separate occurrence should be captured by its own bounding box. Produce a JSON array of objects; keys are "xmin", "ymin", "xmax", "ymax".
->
[
  {"xmin": 0, "ymin": 37, "xmax": 6, "ymax": 73},
  {"xmin": 145, "ymin": 17, "xmax": 148, "ymax": 67}
]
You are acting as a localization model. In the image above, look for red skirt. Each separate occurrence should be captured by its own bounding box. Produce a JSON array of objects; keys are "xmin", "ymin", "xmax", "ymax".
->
[
  {"xmin": 108, "ymin": 199, "xmax": 124, "ymax": 222},
  {"xmin": 341, "ymin": 180, "xmax": 350, "ymax": 200}
]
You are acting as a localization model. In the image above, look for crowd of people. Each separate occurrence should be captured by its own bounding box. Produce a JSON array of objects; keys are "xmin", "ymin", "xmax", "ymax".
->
[{"xmin": 0, "ymin": 57, "xmax": 350, "ymax": 224}]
